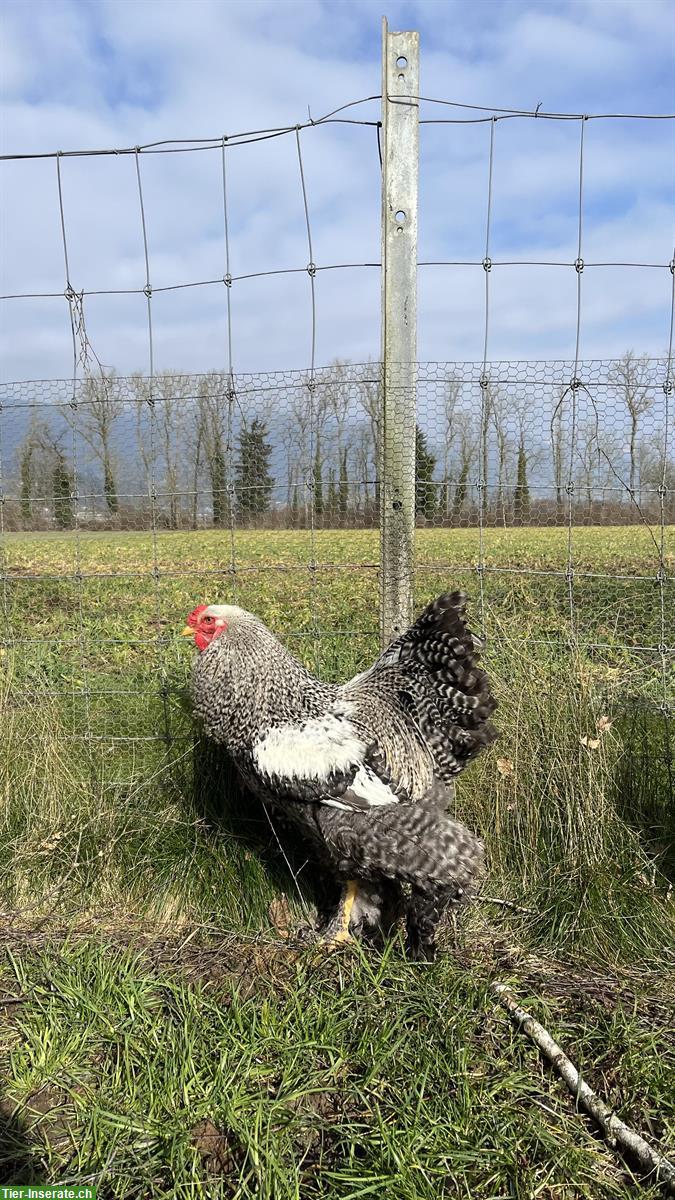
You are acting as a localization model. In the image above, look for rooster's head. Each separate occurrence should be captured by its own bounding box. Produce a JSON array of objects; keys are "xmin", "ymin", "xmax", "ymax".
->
[{"xmin": 181, "ymin": 604, "xmax": 236, "ymax": 652}]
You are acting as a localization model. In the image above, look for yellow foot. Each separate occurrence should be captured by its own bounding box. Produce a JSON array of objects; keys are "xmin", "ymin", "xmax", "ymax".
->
[
  {"xmin": 305, "ymin": 881, "xmax": 360, "ymax": 958},
  {"xmin": 320, "ymin": 929, "xmax": 354, "ymax": 950},
  {"xmin": 306, "ymin": 930, "xmax": 355, "ymax": 963},
  {"xmin": 338, "ymin": 879, "xmax": 358, "ymax": 934}
]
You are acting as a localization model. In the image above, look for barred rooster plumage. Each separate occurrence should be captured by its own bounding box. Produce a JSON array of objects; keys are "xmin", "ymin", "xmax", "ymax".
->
[{"xmin": 183, "ymin": 591, "xmax": 497, "ymax": 957}]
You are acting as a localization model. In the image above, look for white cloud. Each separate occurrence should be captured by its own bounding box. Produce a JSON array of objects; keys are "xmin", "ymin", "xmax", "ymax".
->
[{"xmin": 0, "ymin": 0, "xmax": 673, "ymax": 384}]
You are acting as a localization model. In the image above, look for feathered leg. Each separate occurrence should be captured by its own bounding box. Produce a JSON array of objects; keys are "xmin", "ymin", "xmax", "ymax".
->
[
  {"xmin": 405, "ymin": 882, "xmax": 468, "ymax": 961},
  {"xmin": 316, "ymin": 803, "xmax": 484, "ymax": 957}
]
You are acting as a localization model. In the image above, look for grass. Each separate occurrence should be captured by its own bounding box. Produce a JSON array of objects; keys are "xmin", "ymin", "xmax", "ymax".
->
[
  {"xmin": 1, "ymin": 525, "xmax": 674, "ymax": 1196},
  {"xmin": 1, "ymin": 937, "xmax": 673, "ymax": 1199}
]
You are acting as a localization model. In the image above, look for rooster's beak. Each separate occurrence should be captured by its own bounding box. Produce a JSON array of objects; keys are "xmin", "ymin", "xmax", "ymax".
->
[{"xmin": 180, "ymin": 626, "xmax": 194, "ymax": 638}]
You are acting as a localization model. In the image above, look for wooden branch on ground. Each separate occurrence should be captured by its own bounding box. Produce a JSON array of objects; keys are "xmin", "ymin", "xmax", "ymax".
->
[
  {"xmin": 477, "ymin": 895, "xmax": 537, "ymax": 916},
  {"xmin": 491, "ymin": 982, "xmax": 675, "ymax": 1195}
]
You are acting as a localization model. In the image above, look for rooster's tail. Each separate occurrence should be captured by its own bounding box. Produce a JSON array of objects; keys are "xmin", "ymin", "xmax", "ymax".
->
[{"xmin": 393, "ymin": 591, "xmax": 498, "ymax": 779}]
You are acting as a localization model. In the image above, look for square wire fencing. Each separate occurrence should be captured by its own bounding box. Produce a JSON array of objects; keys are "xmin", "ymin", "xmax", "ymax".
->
[
  {"xmin": 0, "ymin": 356, "xmax": 671, "ymax": 749},
  {"xmin": 0, "ymin": 21, "xmax": 673, "ymax": 785}
]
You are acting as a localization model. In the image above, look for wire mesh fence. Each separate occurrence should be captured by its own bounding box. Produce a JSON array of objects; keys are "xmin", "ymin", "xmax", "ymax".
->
[
  {"xmin": 0, "ymin": 357, "xmax": 672, "ymax": 752},
  {"xmin": 1, "ymin": 73, "xmax": 673, "ymax": 775}
]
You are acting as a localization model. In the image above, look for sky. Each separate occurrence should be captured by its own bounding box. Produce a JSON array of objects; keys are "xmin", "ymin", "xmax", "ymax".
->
[{"xmin": 1, "ymin": 0, "xmax": 674, "ymax": 383}]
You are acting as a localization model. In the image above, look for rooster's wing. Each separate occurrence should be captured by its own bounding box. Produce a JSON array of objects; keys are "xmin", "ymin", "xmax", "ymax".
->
[{"xmin": 247, "ymin": 702, "xmax": 411, "ymax": 813}]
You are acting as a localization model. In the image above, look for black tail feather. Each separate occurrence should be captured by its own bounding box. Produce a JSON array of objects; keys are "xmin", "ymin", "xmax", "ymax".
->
[{"xmin": 394, "ymin": 592, "xmax": 497, "ymax": 780}]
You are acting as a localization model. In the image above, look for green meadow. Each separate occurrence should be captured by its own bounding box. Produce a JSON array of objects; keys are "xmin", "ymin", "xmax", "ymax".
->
[{"xmin": 1, "ymin": 526, "xmax": 673, "ymax": 1197}]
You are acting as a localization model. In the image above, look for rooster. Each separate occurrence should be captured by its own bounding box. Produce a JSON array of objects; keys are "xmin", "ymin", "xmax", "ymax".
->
[{"xmin": 181, "ymin": 592, "xmax": 497, "ymax": 958}]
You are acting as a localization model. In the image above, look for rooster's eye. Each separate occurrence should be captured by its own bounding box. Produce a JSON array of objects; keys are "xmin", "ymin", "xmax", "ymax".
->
[{"xmin": 203, "ymin": 616, "xmax": 213, "ymax": 623}]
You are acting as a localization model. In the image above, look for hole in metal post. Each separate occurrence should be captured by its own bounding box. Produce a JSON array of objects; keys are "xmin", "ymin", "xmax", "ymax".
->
[
  {"xmin": 396, "ymin": 56, "xmax": 408, "ymax": 68},
  {"xmin": 395, "ymin": 210, "xmax": 406, "ymax": 225}
]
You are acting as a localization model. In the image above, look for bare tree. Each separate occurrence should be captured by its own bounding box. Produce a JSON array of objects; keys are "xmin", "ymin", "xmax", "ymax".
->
[
  {"xmin": 574, "ymin": 418, "xmax": 599, "ymax": 516},
  {"xmin": 325, "ymin": 360, "xmax": 354, "ymax": 520},
  {"xmin": 196, "ymin": 373, "xmax": 230, "ymax": 527},
  {"xmin": 17, "ymin": 418, "xmax": 75, "ymax": 530},
  {"xmin": 289, "ymin": 392, "xmax": 311, "ymax": 525},
  {"xmin": 288, "ymin": 381, "xmax": 330, "ymax": 524},
  {"xmin": 576, "ymin": 415, "xmax": 624, "ymax": 519},
  {"xmin": 550, "ymin": 390, "xmax": 566, "ymax": 522},
  {"xmin": 479, "ymin": 379, "xmax": 493, "ymax": 519},
  {"xmin": 638, "ymin": 443, "xmax": 675, "ymax": 519},
  {"xmin": 609, "ymin": 351, "xmax": 653, "ymax": 498},
  {"xmin": 512, "ymin": 394, "xmax": 543, "ymax": 526},
  {"xmin": 133, "ymin": 372, "xmax": 189, "ymax": 529},
  {"xmin": 19, "ymin": 429, "xmax": 36, "ymax": 527},
  {"xmin": 280, "ymin": 421, "xmax": 299, "ymax": 517},
  {"xmin": 489, "ymin": 385, "xmax": 514, "ymax": 526},
  {"xmin": 357, "ymin": 364, "xmax": 381, "ymax": 509},
  {"xmin": 352, "ymin": 420, "xmax": 374, "ymax": 520},
  {"xmin": 440, "ymin": 376, "xmax": 460, "ymax": 519},
  {"xmin": 70, "ymin": 372, "xmax": 121, "ymax": 517},
  {"xmin": 450, "ymin": 410, "xmax": 478, "ymax": 523}
]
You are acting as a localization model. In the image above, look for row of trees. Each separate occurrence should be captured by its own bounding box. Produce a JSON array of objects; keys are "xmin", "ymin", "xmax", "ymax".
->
[{"xmin": 7, "ymin": 352, "xmax": 674, "ymax": 531}]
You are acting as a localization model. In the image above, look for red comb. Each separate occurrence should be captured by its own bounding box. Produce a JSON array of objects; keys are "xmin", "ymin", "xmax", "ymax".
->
[{"xmin": 186, "ymin": 604, "xmax": 208, "ymax": 628}]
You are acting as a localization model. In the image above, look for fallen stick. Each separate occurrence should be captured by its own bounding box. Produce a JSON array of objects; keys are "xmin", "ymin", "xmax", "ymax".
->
[
  {"xmin": 477, "ymin": 895, "xmax": 536, "ymax": 916},
  {"xmin": 491, "ymin": 982, "xmax": 675, "ymax": 1195}
]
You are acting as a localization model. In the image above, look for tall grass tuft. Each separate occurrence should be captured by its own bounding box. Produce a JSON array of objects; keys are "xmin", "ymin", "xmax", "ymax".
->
[
  {"xmin": 462, "ymin": 618, "xmax": 675, "ymax": 965},
  {"xmin": 0, "ymin": 662, "xmax": 280, "ymax": 931}
]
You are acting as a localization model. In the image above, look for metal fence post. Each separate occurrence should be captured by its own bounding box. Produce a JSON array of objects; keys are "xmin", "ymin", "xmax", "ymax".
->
[{"xmin": 380, "ymin": 17, "xmax": 419, "ymax": 648}]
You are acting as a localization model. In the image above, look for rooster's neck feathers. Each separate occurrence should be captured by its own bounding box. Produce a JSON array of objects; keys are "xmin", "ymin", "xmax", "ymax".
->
[{"xmin": 191, "ymin": 617, "xmax": 336, "ymax": 752}]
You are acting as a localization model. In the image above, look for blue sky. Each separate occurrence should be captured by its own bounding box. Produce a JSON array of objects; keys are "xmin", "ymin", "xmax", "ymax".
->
[{"xmin": 1, "ymin": 0, "xmax": 673, "ymax": 380}]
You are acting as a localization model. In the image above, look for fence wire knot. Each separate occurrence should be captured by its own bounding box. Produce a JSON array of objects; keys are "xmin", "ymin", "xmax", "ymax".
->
[
  {"xmin": 574, "ymin": 257, "xmax": 584, "ymax": 274},
  {"xmin": 307, "ymin": 262, "xmax": 317, "ymax": 277},
  {"xmin": 570, "ymin": 376, "xmax": 583, "ymax": 390},
  {"xmin": 663, "ymin": 379, "xmax": 673, "ymax": 395},
  {"xmin": 482, "ymin": 256, "xmax": 492, "ymax": 272},
  {"xmin": 64, "ymin": 285, "xmax": 76, "ymax": 302},
  {"xmin": 143, "ymin": 284, "xmax": 152, "ymax": 298},
  {"xmin": 223, "ymin": 273, "xmax": 232, "ymax": 288},
  {"xmin": 479, "ymin": 375, "xmax": 489, "ymax": 390}
]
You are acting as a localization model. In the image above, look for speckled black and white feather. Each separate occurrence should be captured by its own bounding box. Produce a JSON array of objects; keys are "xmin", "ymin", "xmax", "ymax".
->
[{"xmin": 189, "ymin": 592, "xmax": 496, "ymax": 952}]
